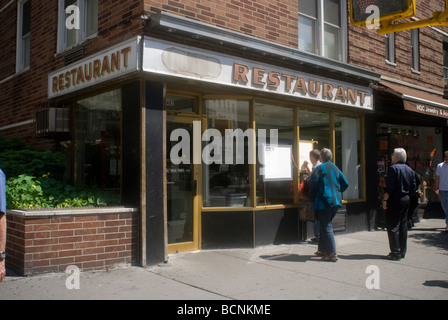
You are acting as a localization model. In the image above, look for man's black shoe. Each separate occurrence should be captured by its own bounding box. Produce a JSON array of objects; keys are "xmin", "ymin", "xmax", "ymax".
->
[{"xmin": 385, "ymin": 253, "xmax": 401, "ymax": 261}]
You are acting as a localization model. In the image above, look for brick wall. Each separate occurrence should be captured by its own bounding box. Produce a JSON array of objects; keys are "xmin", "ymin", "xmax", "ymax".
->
[
  {"xmin": 6, "ymin": 209, "xmax": 139, "ymax": 276},
  {"xmin": 0, "ymin": 0, "xmax": 144, "ymax": 150},
  {"xmin": 347, "ymin": 0, "xmax": 448, "ymax": 93},
  {"xmin": 144, "ymin": 0, "xmax": 299, "ymax": 48}
]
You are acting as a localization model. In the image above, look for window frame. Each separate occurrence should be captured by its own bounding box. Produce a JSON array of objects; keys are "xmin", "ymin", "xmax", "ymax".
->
[
  {"xmin": 298, "ymin": 0, "xmax": 347, "ymax": 62},
  {"xmin": 57, "ymin": 0, "xmax": 98, "ymax": 53},
  {"xmin": 385, "ymin": 33, "xmax": 396, "ymax": 65},
  {"xmin": 16, "ymin": 0, "xmax": 31, "ymax": 73},
  {"xmin": 443, "ymin": 39, "xmax": 448, "ymax": 79},
  {"xmin": 411, "ymin": 28, "xmax": 420, "ymax": 72}
]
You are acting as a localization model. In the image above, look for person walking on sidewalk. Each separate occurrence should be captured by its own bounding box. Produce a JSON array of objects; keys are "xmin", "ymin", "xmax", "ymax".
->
[
  {"xmin": 382, "ymin": 148, "xmax": 416, "ymax": 261},
  {"xmin": 0, "ymin": 169, "xmax": 6, "ymax": 282},
  {"xmin": 309, "ymin": 148, "xmax": 348, "ymax": 262},
  {"xmin": 434, "ymin": 150, "xmax": 448, "ymax": 232}
]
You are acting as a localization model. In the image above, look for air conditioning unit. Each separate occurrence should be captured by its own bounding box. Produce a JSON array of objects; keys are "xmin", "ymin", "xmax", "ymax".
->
[{"xmin": 36, "ymin": 108, "xmax": 70, "ymax": 134}]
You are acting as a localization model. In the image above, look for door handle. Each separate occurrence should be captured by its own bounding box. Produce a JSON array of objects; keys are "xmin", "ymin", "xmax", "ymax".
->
[{"xmin": 193, "ymin": 180, "xmax": 198, "ymax": 196}]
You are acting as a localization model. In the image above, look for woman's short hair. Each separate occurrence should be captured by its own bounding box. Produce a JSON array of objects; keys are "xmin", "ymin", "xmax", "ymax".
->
[
  {"xmin": 393, "ymin": 148, "xmax": 407, "ymax": 163},
  {"xmin": 320, "ymin": 148, "xmax": 333, "ymax": 162}
]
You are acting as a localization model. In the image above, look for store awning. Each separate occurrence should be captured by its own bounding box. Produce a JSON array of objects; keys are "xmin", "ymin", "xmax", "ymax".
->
[{"xmin": 379, "ymin": 80, "xmax": 448, "ymax": 119}]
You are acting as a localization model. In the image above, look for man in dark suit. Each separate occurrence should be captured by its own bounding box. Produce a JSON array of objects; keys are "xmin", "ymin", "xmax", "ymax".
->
[{"xmin": 382, "ymin": 148, "xmax": 416, "ymax": 261}]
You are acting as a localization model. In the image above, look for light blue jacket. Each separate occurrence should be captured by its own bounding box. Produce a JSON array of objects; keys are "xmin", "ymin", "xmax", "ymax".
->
[
  {"xmin": 309, "ymin": 161, "xmax": 348, "ymax": 211},
  {"xmin": 0, "ymin": 169, "xmax": 6, "ymax": 214}
]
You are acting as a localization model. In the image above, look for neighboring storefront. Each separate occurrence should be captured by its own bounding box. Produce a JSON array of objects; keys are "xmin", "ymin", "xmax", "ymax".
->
[
  {"xmin": 371, "ymin": 80, "xmax": 448, "ymax": 228},
  {"xmin": 11, "ymin": 13, "xmax": 382, "ymax": 270}
]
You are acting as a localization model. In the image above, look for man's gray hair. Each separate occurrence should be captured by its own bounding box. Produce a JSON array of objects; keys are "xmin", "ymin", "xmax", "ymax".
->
[
  {"xmin": 393, "ymin": 148, "xmax": 407, "ymax": 163},
  {"xmin": 320, "ymin": 148, "xmax": 333, "ymax": 162}
]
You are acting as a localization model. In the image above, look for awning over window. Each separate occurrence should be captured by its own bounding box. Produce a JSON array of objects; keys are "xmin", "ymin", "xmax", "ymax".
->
[{"xmin": 379, "ymin": 80, "xmax": 448, "ymax": 119}]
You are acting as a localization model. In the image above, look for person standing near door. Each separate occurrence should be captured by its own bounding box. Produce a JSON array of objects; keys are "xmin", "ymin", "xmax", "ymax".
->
[
  {"xmin": 301, "ymin": 149, "xmax": 321, "ymax": 244},
  {"xmin": 0, "ymin": 168, "xmax": 6, "ymax": 282},
  {"xmin": 382, "ymin": 148, "xmax": 416, "ymax": 261},
  {"xmin": 434, "ymin": 150, "xmax": 448, "ymax": 232},
  {"xmin": 309, "ymin": 148, "xmax": 348, "ymax": 262}
]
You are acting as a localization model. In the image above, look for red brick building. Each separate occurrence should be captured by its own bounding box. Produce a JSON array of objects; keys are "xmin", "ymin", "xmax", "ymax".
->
[{"xmin": 0, "ymin": 0, "xmax": 446, "ymax": 275}]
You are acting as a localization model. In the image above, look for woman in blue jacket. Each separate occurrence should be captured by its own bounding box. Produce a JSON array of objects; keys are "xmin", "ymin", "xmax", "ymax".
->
[{"xmin": 309, "ymin": 148, "xmax": 348, "ymax": 262}]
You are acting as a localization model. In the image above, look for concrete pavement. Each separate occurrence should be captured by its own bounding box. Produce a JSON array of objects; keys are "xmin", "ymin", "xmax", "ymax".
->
[{"xmin": 1, "ymin": 217, "xmax": 447, "ymax": 300}]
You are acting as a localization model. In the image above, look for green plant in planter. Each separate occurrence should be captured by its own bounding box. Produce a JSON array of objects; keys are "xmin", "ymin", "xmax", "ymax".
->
[
  {"xmin": 6, "ymin": 174, "xmax": 120, "ymax": 209},
  {"xmin": 6, "ymin": 174, "xmax": 46, "ymax": 209}
]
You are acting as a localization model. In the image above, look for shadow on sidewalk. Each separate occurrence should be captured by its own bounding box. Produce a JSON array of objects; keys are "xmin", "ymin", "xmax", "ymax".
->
[
  {"xmin": 338, "ymin": 254, "xmax": 385, "ymax": 260},
  {"xmin": 423, "ymin": 280, "xmax": 448, "ymax": 289},
  {"xmin": 408, "ymin": 228, "xmax": 448, "ymax": 251},
  {"xmin": 259, "ymin": 254, "xmax": 317, "ymax": 263},
  {"xmin": 259, "ymin": 253, "xmax": 387, "ymax": 262}
]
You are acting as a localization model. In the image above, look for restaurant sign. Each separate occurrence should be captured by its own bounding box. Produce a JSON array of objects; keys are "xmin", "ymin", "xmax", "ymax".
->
[
  {"xmin": 143, "ymin": 38, "xmax": 373, "ymax": 110},
  {"xmin": 48, "ymin": 37, "xmax": 140, "ymax": 98}
]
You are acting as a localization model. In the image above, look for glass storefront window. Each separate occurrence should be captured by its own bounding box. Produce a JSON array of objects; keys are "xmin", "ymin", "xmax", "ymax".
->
[
  {"xmin": 166, "ymin": 95, "xmax": 197, "ymax": 113},
  {"xmin": 255, "ymin": 102, "xmax": 294, "ymax": 205},
  {"xmin": 377, "ymin": 124, "xmax": 443, "ymax": 203},
  {"xmin": 299, "ymin": 110, "xmax": 362, "ymax": 201},
  {"xmin": 202, "ymin": 99, "xmax": 251, "ymax": 207},
  {"xmin": 335, "ymin": 114, "xmax": 362, "ymax": 200},
  {"xmin": 76, "ymin": 89, "xmax": 121, "ymax": 191},
  {"xmin": 298, "ymin": 109, "xmax": 330, "ymax": 151}
]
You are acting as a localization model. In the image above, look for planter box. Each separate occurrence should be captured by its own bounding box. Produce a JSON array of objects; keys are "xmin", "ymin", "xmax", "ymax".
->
[{"xmin": 6, "ymin": 207, "xmax": 139, "ymax": 276}]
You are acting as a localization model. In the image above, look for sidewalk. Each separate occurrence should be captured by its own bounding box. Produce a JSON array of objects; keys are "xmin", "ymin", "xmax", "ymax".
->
[{"xmin": 1, "ymin": 217, "xmax": 447, "ymax": 300}]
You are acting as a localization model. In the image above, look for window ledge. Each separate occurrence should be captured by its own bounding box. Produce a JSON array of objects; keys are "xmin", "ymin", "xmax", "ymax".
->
[
  {"xmin": 385, "ymin": 60, "xmax": 397, "ymax": 67},
  {"xmin": 7, "ymin": 206, "xmax": 138, "ymax": 218}
]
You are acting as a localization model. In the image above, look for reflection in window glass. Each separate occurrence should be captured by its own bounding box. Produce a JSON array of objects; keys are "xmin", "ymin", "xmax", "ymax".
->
[
  {"xmin": 324, "ymin": 0, "xmax": 340, "ymax": 26},
  {"xmin": 298, "ymin": 109, "xmax": 329, "ymax": 189},
  {"xmin": 299, "ymin": 17, "xmax": 317, "ymax": 54},
  {"xmin": 86, "ymin": 0, "xmax": 98, "ymax": 37},
  {"xmin": 166, "ymin": 95, "xmax": 197, "ymax": 113},
  {"xmin": 298, "ymin": 0, "xmax": 317, "ymax": 17},
  {"xmin": 255, "ymin": 102, "xmax": 294, "ymax": 205},
  {"xmin": 324, "ymin": 24, "xmax": 339, "ymax": 61},
  {"xmin": 76, "ymin": 90, "xmax": 121, "ymax": 191},
  {"xmin": 298, "ymin": 109, "xmax": 330, "ymax": 152},
  {"xmin": 65, "ymin": 0, "xmax": 78, "ymax": 47},
  {"xmin": 335, "ymin": 114, "xmax": 361, "ymax": 200},
  {"xmin": 202, "ymin": 100, "xmax": 250, "ymax": 207}
]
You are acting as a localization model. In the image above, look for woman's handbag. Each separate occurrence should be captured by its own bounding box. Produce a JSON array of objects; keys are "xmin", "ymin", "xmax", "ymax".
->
[
  {"xmin": 298, "ymin": 176, "xmax": 315, "ymax": 221},
  {"xmin": 299, "ymin": 200, "xmax": 316, "ymax": 221},
  {"xmin": 298, "ymin": 178, "xmax": 310, "ymax": 200}
]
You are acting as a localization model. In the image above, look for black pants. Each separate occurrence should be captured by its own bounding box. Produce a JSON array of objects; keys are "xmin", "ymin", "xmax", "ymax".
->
[{"xmin": 386, "ymin": 195, "xmax": 410, "ymax": 258}]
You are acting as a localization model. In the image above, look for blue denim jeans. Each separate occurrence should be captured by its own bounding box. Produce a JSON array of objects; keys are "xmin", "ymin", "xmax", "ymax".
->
[
  {"xmin": 439, "ymin": 191, "xmax": 448, "ymax": 225},
  {"xmin": 316, "ymin": 206, "xmax": 339, "ymax": 255}
]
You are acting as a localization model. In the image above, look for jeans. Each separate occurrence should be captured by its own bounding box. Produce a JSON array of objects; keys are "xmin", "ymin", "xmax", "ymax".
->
[
  {"xmin": 313, "ymin": 220, "xmax": 320, "ymax": 239},
  {"xmin": 316, "ymin": 206, "xmax": 339, "ymax": 255},
  {"xmin": 439, "ymin": 191, "xmax": 448, "ymax": 225}
]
